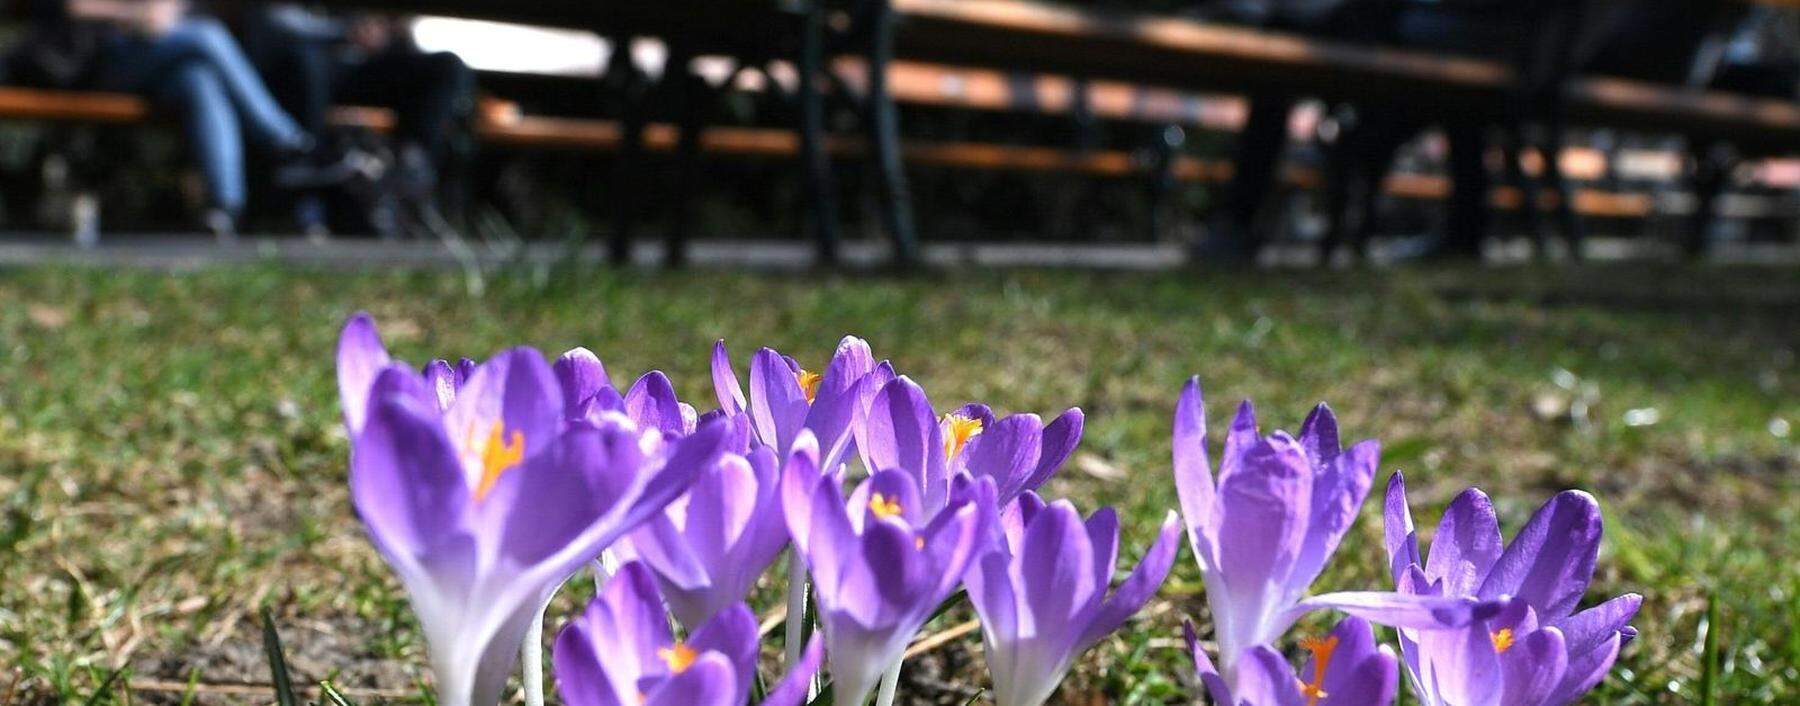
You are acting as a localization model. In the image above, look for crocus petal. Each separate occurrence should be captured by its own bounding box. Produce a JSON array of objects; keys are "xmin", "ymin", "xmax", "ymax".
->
[
  {"xmin": 858, "ymin": 376, "xmax": 947, "ymax": 510},
  {"xmin": 685, "ymin": 603, "xmax": 759, "ymax": 705},
  {"xmin": 1478, "ymin": 491, "xmax": 1603, "ymax": 619},
  {"xmin": 551, "ymin": 615, "xmax": 618, "ymax": 706},
  {"xmin": 1318, "ymin": 617, "xmax": 1399, "ymax": 706},
  {"xmin": 624, "ymin": 371, "xmax": 687, "ymax": 437},
  {"xmin": 760, "ymin": 636, "xmax": 825, "ymax": 706},
  {"xmin": 1545, "ymin": 631, "xmax": 1622, "ymax": 705},
  {"xmin": 350, "ymin": 367, "xmax": 469, "ymax": 565},
  {"xmin": 1234, "ymin": 646, "xmax": 1308, "ymax": 705},
  {"xmin": 1215, "ymin": 401, "xmax": 1261, "ymax": 486},
  {"xmin": 1384, "ymin": 472, "xmax": 1423, "ymax": 585},
  {"xmin": 1297, "ymin": 402, "xmax": 1342, "ymax": 465},
  {"xmin": 1296, "ymin": 591, "xmax": 1504, "ymax": 632},
  {"xmin": 1077, "ymin": 510, "xmax": 1182, "ymax": 649},
  {"xmin": 1415, "ymin": 619, "xmax": 1504, "ymax": 706},
  {"xmin": 555, "ymin": 347, "xmax": 611, "ymax": 419},
  {"xmin": 441, "ymin": 347, "xmax": 561, "ymax": 488},
  {"xmin": 711, "ymin": 340, "xmax": 746, "ymax": 417},
  {"xmin": 1171, "ymin": 378, "xmax": 1216, "ymax": 564},
  {"xmin": 1500, "ymin": 627, "xmax": 1569, "ymax": 706},
  {"xmin": 1183, "ymin": 621, "xmax": 1235, "ymax": 706},
  {"xmin": 1212, "ymin": 432, "xmax": 1311, "ymax": 653},
  {"xmin": 1426, "ymin": 488, "xmax": 1505, "ymax": 597},
  {"xmin": 963, "ymin": 414, "xmax": 1043, "ymax": 504},
  {"xmin": 1017, "ymin": 501, "xmax": 1097, "ymax": 635},
  {"xmin": 808, "ymin": 336, "xmax": 876, "ymax": 467},
  {"xmin": 424, "ymin": 360, "xmax": 459, "ymax": 412},
  {"xmin": 965, "ymin": 550, "xmax": 1020, "ymax": 651},
  {"xmin": 1290, "ymin": 438, "xmax": 1379, "ymax": 599},
  {"xmin": 337, "ymin": 311, "xmax": 393, "ymax": 436},
  {"xmin": 1023, "ymin": 407, "xmax": 1084, "ymax": 491},
  {"xmin": 641, "ymin": 653, "xmax": 736, "ymax": 706},
  {"xmin": 779, "ymin": 431, "xmax": 825, "ymax": 558},
  {"xmin": 1550, "ymin": 593, "xmax": 1641, "ymax": 658},
  {"xmin": 748, "ymin": 348, "xmax": 810, "ymax": 451}
]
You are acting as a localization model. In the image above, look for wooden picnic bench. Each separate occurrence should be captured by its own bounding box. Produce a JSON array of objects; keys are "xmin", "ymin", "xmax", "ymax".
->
[
  {"xmin": 8, "ymin": 0, "xmax": 1799, "ymax": 258},
  {"xmin": 7, "ymin": 81, "xmax": 1749, "ymax": 245}
]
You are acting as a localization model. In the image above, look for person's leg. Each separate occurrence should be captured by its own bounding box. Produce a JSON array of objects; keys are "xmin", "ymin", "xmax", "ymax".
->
[
  {"xmin": 155, "ymin": 17, "xmax": 309, "ymax": 151},
  {"xmin": 1442, "ymin": 120, "xmax": 1491, "ymax": 259},
  {"xmin": 1208, "ymin": 94, "xmax": 1296, "ymax": 261},
  {"xmin": 339, "ymin": 50, "xmax": 473, "ymax": 159},
  {"xmin": 158, "ymin": 60, "xmax": 246, "ymax": 225}
]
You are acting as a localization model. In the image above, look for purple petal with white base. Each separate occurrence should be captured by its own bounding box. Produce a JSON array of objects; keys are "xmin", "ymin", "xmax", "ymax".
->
[
  {"xmin": 965, "ymin": 493, "xmax": 1181, "ymax": 706},
  {"xmin": 1384, "ymin": 473, "xmax": 1641, "ymax": 706},
  {"xmin": 1186, "ymin": 616, "xmax": 1398, "ymax": 706},
  {"xmin": 1171, "ymin": 378, "xmax": 1484, "ymax": 684},
  {"xmin": 551, "ymin": 562, "xmax": 757, "ymax": 706},
  {"xmin": 339, "ymin": 316, "xmax": 727, "ymax": 706},
  {"xmin": 782, "ymin": 454, "xmax": 995, "ymax": 706}
]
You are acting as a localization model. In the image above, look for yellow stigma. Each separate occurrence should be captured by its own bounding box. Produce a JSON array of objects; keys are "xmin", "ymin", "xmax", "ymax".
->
[
  {"xmin": 942, "ymin": 414, "xmax": 984, "ymax": 458},
  {"xmin": 470, "ymin": 420, "xmax": 526, "ymax": 500},
  {"xmin": 1491, "ymin": 628, "xmax": 1516, "ymax": 654},
  {"xmin": 796, "ymin": 369, "xmax": 823, "ymax": 404},
  {"xmin": 915, "ymin": 536, "xmax": 926, "ymax": 550},
  {"xmin": 869, "ymin": 492, "xmax": 903, "ymax": 519},
  {"xmin": 657, "ymin": 642, "xmax": 698, "ymax": 674},
  {"xmin": 1297, "ymin": 634, "xmax": 1340, "ymax": 706}
]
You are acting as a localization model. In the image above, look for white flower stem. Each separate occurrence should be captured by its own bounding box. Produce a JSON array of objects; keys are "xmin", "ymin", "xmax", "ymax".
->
[
  {"xmin": 521, "ymin": 609, "xmax": 545, "ymax": 706},
  {"xmin": 784, "ymin": 556, "xmax": 809, "ymax": 668},
  {"xmin": 874, "ymin": 659, "xmax": 903, "ymax": 706}
]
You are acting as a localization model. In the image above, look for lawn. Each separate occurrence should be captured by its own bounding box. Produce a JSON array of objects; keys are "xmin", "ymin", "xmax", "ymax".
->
[{"xmin": 0, "ymin": 262, "xmax": 1795, "ymax": 704}]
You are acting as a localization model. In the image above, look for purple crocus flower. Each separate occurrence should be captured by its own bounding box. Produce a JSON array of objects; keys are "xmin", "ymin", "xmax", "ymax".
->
[
  {"xmin": 964, "ymin": 492, "xmax": 1182, "ymax": 706},
  {"xmin": 338, "ymin": 315, "xmax": 727, "ymax": 706},
  {"xmin": 857, "ymin": 376, "xmax": 1083, "ymax": 513},
  {"xmin": 1171, "ymin": 378, "xmax": 1496, "ymax": 682},
  {"xmin": 554, "ymin": 561, "xmax": 826, "ymax": 706},
  {"xmin": 1384, "ymin": 475, "xmax": 1642, "ymax": 706},
  {"xmin": 556, "ymin": 347, "xmax": 697, "ymax": 438},
  {"xmin": 713, "ymin": 337, "xmax": 884, "ymax": 467},
  {"xmin": 781, "ymin": 432, "xmax": 996, "ymax": 705},
  {"xmin": 1185, "ymin": 616, "xmax": 1399, "ymax": 706},
  {"xmin": 625, "ymin": 443, "xmax": 791, "ymax": 628}
]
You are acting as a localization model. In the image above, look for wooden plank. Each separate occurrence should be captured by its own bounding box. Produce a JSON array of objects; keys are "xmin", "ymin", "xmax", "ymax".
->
[
  {"xmin": 0, "ymin": 87, "xmax": 148, "ymax": 123},
  {"xmin": 0, "ymin": 86, "xmax": 1767, "ymax": 220}
]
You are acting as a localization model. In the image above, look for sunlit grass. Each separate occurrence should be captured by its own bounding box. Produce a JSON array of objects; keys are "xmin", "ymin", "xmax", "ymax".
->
[{"xmin": 0, "ymin": 263, "xmax": 1794, "ymax": 704}]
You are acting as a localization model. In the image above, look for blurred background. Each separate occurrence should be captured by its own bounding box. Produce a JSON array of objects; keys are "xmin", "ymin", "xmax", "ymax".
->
[
  {"xmin": 3, "ymin": 0, "xmax": 1800, "ymax": 265},
  {"xmin": 0, "ymin": 1, "xmax": 1797, "ymax": 704}
]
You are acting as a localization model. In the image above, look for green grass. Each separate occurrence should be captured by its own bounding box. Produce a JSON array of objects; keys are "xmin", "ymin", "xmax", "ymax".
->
[{"xmin": 0, "ymin": 262, "xmax": 1795, "ymax": 704}]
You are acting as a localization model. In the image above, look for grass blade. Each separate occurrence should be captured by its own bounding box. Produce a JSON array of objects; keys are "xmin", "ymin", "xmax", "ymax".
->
[
  {"xmin": 261, "ymin": 608, "xmax": 299, "ymax": 706},
  {"xmin": 1699, "ymin": 592, "xmax": 1719, "ymax": 706}
]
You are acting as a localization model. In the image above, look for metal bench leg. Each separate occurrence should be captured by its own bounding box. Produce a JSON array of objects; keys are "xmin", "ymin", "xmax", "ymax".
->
[
  {"xmin": 667, "ymin": 46, "xmax": 711, "ymax": 269},
  {"xmin": 797, "ymin": 2, "xmax": 842, "ymax": 265},
  {"xmin": 608, "ymin": 36, "xmax": 647, "ymax": 266},
  {"xmin": 863, "ymin": 0, "xmax": 920, "ymax": 266}
]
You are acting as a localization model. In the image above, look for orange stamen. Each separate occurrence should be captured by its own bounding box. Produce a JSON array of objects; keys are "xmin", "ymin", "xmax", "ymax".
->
[
  {"xmin": 869, "ymin": 492, "xmax": 903, "ymax": 519},
  {"xmin": 1491, "ymin": 628, "xmax": 1516, "ymax": 654},
  {"xmin": 470, "ymin": 420, "xmax": 526, "ymax": 500},
  {"xmin": 941, "ymin": 414, "xmax": 983, "ymax": 458},
  {"xmin": 657, "ymin": 642, "xmax": 698, "ymax": 674},
  {"xmin": 796, "ymin": 370, "xmax": 823, "ymax": 404},
  {"xmin": 1297, "ymin": 634, "xmax": 1340, "ymax": 706}
]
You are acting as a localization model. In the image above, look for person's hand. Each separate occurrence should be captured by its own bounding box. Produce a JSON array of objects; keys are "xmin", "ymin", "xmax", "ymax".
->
[
  {"xmin": 348, "ymin": 16, "xmax": 394, "ymax": 53},
  {"xmin": 140, "ymin": 0, "xmax": 185, "ymax": 36}
]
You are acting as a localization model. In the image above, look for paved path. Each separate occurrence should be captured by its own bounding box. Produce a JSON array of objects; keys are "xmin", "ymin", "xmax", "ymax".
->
[{"xmin": 0, "ymin": 233, "xmax": 1794, "ymax": 270}]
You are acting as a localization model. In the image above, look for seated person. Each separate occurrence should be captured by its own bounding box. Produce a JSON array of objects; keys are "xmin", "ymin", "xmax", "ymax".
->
[
  {"xmin": 243, "ymin": 5, "xmax": 474, "ymax": 233},
  {"xmin": 25, "ymin": 0, "xmax": 334, "ymax": 239}
]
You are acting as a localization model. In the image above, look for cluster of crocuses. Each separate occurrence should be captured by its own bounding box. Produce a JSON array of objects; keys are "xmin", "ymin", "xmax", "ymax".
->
[{"xmin": 335, "ymin": 313, "xmax": 1640, "ymax": 706}]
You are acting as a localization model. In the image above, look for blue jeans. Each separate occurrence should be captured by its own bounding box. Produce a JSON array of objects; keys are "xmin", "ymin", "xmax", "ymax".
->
[{"xmin": 102, "ymin": 17, "xmax": 307, "ymax": 214}]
